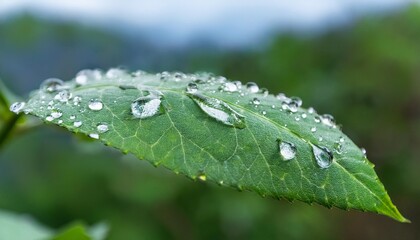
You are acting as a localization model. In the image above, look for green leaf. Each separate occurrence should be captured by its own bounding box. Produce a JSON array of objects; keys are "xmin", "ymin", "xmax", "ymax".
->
[
  {"xmin": 17, "ymin": 69, "xmax": 408, "ymax": 222},
  {"xmin": 0, "ymin": 210, "xmax": 108, "ymax": 240}
]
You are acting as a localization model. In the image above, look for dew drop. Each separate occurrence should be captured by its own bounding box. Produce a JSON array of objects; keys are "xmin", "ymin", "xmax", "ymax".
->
[
  {"xmin": 295, "ymin": 116, "xmax": 300, "ymax": 121},
  {"xmin": 186, "ymin": 82, "xmax": 198, "ymax": 93},
  {"xmin": 54, "ymin": 90, "xmax": 72, "ymax": 103},
  {"xmin": 321, "ymin": 114, "xmax": 335, "ymax": 127},
  {"xmin": 76, "ymin": 69, "xmax": 102, "ymax": 85},
  {"xmin": 198, "ymin": 174, "xmax": 207, "ymax": 181},
  {"xmin": 187, "ymin": 92, "xmax": 246, "ymax": 129},
  {"xmin": 58, "ymin": 120, "xmax": 63, "ymax": 124},
  {"xmin": 40, "ymin": 78, "xmax": 64, "ymax": 93},
  {"xmin": 334, "ymin": 142, "xmax": 343, "ymax": 154},
  {"xmin": 312, "ymin": 144, "xmax": 333, "ymax": 169},
  {"xmin": 73, "ymin": 96, "xmax": 82, "ymax": 106},
  {"xmin": 261, "ymin": 110, "xmax": 267, "ymax": 115},
  {"xmin": 246, "ymin": 82, "xmax": 259, "ymax": 93},
  {"xmin": 9, "ymin": 102, "xmax": 26, "ymax": 114},
  {"xmin": 220, "ymin": 82, "xmax": 238, "ymax": 92},
  {"xmin": 301, "ymin": 113, "xmax": 307, "ymax": 119},
  {"xmin": 311, "ymin": 127, "xmax": 317, "ymax": 132},
  {"xmin": 97, "ymin": 123, "xmax": 109, "ymax": 133},
  {"xmin": 46, "ymin": 116, "xmax": 54, "ymax": 122},
  {"xmin": 279, "ymin": 141, "xmax": 296, "ymax": 161},
  {"xmin": 308, "ymin": 107, "xmax": 316, "ymax": 114},
  {"xmin": 74, "ymin": 121, "xmax": 82, "ymax": 127},
  {"xmin": 339, "ymin": 137, "xmax": 345, "ymax": 143},
  {"xmin": 51, "ymin": 110, "xmax": 62, "ymax": 119},
  {"xmin": 318, "ymin": 137, "xmax": 323, "ymax": 142},
  {"xmin": 88, "ymin": 100, "xmax": 103, "ymax": 111},
  {"xmin": 70, "ymin": 115, "xmax": 76, "ymax": 120},
  {"xmin": 252, "ymin": 98, "xmax": 261, "ymax": 105},
  {"xmin": 131, "ymin": 96, "xmax": 163, "ymax": 119},
  {"xmin": 89, "ymin": 133, "xmax": 99, "ymax": 139},
  {"xmin": 361, "ymin": 148, "xmax": 367, "ymax": 157},
  {"xmin": 314, "ymin": 116, "xmax": 321, "ymax": 123}
]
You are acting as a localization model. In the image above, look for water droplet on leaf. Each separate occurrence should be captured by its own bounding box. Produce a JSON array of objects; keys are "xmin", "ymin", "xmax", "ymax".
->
[
  {"xmin": 246, "ymin": 82, "xmax": 259, "ymax": 93},
  {"xmin": 9, "ymin": 102, "xmax": 26, "ymax": 114},
  {"xmin": 40, "ymin": 78, "xmax": 64, "ymax": 93},
  {"xmin": 131, "ymin": 95, "xmax": 163, "ymax": 119},
  {"xmin": 186, "ymin": 82, "xmax": 198, "ymax": 93},
  {"xmin": 89, "ymin": 133, "xmax": 99, "ymax": 139},
  {"xmin": 88, "ymin": 100, "xmax": 103, "ymax": 111},
  {"xmin": 97, "ymin": 123, "xmax": 109, "ymax": 133},
  {"xmin": 187, "ymin": 92, "xmax": 246, "ymax": 129},
  {"xmin": 74, "ymin": 121, "xmax": 82, "ymax": 127},
  {"xmin": 54, "ymin": 90, "xmax": 72, "ymax": 103},
  {"xmin": 51, "ymin": 110, "xmax": 62, "ymax": 119},
  {"xmin": 312, "ymin": 144, "xmax": 333, "ymax": 169},
  {"xmin": 279, "ymin": 141, "xmax": 296, "ymax": 161}
]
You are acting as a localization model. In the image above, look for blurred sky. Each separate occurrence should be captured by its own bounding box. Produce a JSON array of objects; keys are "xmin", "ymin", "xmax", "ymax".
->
[{"xmin": 0, "ymin": 0, "xmax": 417, "ymax": 47}]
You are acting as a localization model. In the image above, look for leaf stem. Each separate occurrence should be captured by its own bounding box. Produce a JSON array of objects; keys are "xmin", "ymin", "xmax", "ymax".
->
[{"xmin": 0, "ymin": 114, "xmax": 21, "ymax": 149}]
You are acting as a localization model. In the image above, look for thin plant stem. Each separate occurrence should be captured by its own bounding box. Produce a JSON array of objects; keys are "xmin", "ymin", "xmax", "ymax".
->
[{"xmin": 0, "ymin": 114, "xmax": 21, "ymax": 148}]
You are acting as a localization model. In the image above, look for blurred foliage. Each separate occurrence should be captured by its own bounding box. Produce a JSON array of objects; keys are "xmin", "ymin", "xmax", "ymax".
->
[{"xmin": 0, "ymin": 4, "xmax": 419, "ymax": 240}]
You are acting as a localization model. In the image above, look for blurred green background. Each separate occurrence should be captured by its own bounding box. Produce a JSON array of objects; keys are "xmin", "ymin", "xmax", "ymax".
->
[{"xmin": 0, "ymin": 3, "xmax": 419, "ymax": 240}]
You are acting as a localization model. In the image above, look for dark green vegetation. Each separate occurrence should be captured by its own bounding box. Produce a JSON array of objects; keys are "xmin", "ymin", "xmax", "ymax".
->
[{"xmin": 1, "ymin": 6, "xmax": 419, "ymax": 240}]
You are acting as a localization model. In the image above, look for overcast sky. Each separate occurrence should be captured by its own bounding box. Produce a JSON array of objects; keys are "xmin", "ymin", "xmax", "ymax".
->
[{"xmin": 0, "ymin": 0, "xmax": 417, "ymax": 46}]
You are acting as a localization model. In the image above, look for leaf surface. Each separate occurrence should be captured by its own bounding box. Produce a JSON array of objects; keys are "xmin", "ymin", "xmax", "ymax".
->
[{"xmin": 18, "ymin": 69, "xmax": 408, "ymax": 222}]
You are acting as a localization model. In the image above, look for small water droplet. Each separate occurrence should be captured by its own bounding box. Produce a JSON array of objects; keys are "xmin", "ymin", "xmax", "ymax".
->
[
  {"xmin": 74, "ymin": 121, "xmax": 82, "ymax": 127},
  {"xmin": 252, "ymin": 98, "xmax": 261, "ymax": 105},
  {"xmin": 308, "ymin": 107, "xmax": 316, "ymax": 114},
  {"xmin": 311, "ymin": 127, "xmax": 317, "ymax": 132},
  {"xmin": 261, "ymin": 110, "xmax": 267, "ymax": 115},
  {"xmin": 246, "ymin": 82, "xmax": 259, "ymax": 93},
  {"xmin": 198, "ymin": 174, "xmax": 207, "ymax": 181},
  {"xmin": 70, "ymin": 115, "xmax": 76, "ymax": 120},
  {"xmin": 312, "ymin": 144, "xmax": 333, "ymax": 169},
  {"xmin": 51, "ymin": 110, "xmax": 62, "ymax": 119},
  {"xmin": 260, "ymin": 88, "xmax": 269, "ymax": 97},
  {"xmin": 58, "ymin": 120, "xmax": 63, "ymax": 124},
  {"xmin": 334, "ymin": 142, "xmax": 343, "ymax": 154},
  {"xmin": 361, "ymin": 148, "xmax": 367, "ymax": 157},
  {"xmin": 301, "ymin": 113, "xmax": 307, "ymax": 119},
  {"xmin": 339, "ymin": 137, "xmax": 345, "ymax": 143},
  {"xmin": 131, "ymin": 96, "xmax": 163, "ymax": 119},
  {"xmin": 97, "ymin": 123, "xmax": 109, "ymax": 133},
  {"xmin": 186, "ymin": 82, "xmax": 198, "ymax": 93},
  {"xmin": 40, "ymin": 78, "xmax": 64, "ymax": 93},
  {"xmin": 321, "ymin": 114, "xmax": 335, "ymax": 127},
  {"xmin": 295, "ymin": 116, "xmax": 300, "ymax": 121},
  {"xmin": 73, "ymin": 96, "xmax": 82, "ymax": 106},
  {"xmin": 187, "ymin": 93, "xmax": 246, "ymax": 129},
  {"xmin": 318, "ymin": 137, "xmax": 323, "ymax": 142},
  {"xmin": 9, "ymin": 102, "xmax": 26, "ymax": 114},
  {"xmin": 88, "ymin": 100, "xmax": 103, "ymax": 111},
  {"xmin": 314, "ymin": 116, "xmax": 321, "ymax": 123},
  {"xmin": 46, "ymin": 116, "xmax": 54, "ymax": 122},
  {"xmin": 54, "ymin": 90, "xmax": 72, "ymax": 103},
  {"xmin": 282, "ymin": 101, "xmax": 298, "ymax": 113},
  {"xmin": 89, "ymin": 133, "xmax": 99, "ymax": 139},
  {"xmin": 279, "ymin": 141, "xmax": 296, "ymax": 161}
]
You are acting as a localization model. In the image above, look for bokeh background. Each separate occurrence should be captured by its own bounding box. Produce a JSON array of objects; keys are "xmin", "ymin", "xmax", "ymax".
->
[{"xmin": 0, "ymin": 1, "xmax": 419, "ymax": 239}]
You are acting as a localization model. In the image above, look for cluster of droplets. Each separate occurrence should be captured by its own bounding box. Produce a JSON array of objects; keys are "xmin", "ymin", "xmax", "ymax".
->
[{"xmin": 8, "ymin": 69, "xmax": 371, "ymax": 171}]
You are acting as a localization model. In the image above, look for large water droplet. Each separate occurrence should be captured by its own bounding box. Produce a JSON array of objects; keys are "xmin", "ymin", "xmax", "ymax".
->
[
  {"xmin": 187, "ymin": 93, "xmax": 246, "ymax": 129},
  {"xmin": 88, "ymin": 100, "xmax": 103, "ymax": 111},
  {"xmin": 312, "ymin": 144, "xmax": 333, "ymax": 169},
  {"xmin": 246, "ymin": 82, "xmax": 259, "ymax": 93},
  {"xmin": 40, "ymin": 78, "xmax": 64, "ymax": 93},
  {"xmin": 131, "ymin": 95, "xmax": 163, "ymax": 119},
  {"xmin": 279, "ymin": 141, "xmax": 296, "ymax": 161},
  {"xmin": 9, "ymin": 102, "xmax": 26, "ymax": 114},
  {"xmin": 97, "ymin": 123, "xmax": 109, "ymax": 133},
  {"xmin": 106, "ymin": 68, "xmax": 126, "ymax": 78}
]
